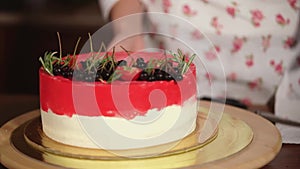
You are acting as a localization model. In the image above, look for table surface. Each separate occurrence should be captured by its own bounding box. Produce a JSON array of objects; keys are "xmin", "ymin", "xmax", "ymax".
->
[{"xmin": 0, "ymin": 94, "xmax": 299, "ymax": 169}]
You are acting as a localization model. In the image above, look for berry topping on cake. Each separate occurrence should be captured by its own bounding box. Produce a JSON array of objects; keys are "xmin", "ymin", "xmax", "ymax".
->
[
  {"xmin": 39, "ymin": 49, "xmax": 195, "ymax": 83},
  {"xmin": 39, "ymin": 34, "xmax": 196, "ymax": 83}
]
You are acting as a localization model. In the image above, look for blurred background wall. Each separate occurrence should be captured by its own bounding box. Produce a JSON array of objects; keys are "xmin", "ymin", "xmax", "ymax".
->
[{"xmin": 0, "ymin": 0, "xmax": 105, "ymax": 94}]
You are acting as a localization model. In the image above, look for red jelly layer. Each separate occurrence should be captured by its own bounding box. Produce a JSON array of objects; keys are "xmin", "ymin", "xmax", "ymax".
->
[{"xmin": 40, "ymin": 52, "xmax": 197, "ymax": 118}]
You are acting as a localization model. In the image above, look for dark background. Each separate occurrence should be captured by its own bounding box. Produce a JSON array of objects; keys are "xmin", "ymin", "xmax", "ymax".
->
[{"xmin": 0, "ymin": 0, "xmax": 105, "ymax": 95}]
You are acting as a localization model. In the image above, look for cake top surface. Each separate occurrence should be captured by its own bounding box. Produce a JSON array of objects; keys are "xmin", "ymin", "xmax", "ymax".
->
[{"xmin": 39, "ymin": 49, "xmax": 196, "ymax": 84}]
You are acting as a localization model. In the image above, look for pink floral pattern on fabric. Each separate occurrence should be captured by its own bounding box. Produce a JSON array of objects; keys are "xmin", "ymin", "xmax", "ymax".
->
[
  {"xmin": 241, "ymin": 98, "xmax": 252, "ymax": 106},
  {"xmin": 169, "ymin": 24, "xmax": 178, "ymax": 38},
  {"xmin": 191, "ymin": 29, "xmax": 203, "ymax": 40},
  {"xmin": 227, "ymin": 72, "xmax": 237, "ymax": 81},
  {"xmin": 245, "ymin": 54, "xmax": 254, "ymax": 67},
  {"xmin": 284, "ymin": 37, "xmax": 296, "ymax": 48},
  {"xmin": 211, "ymin": 17, "xmax": 223, "ymax": 35},
  {"xmin": 288, "ymin": 0, "xmax": 299, "ymax": 10},
  {"xmin": 270, "ymin": 60, "xmax": 284, "ymax": 75},
  {"xmin": 262, "ymin": 35, "xmax": 272, "ymax": 52},
  {"xmin": 226, "ymin": 2, "xmax": 239, "ymax": 18},
  {"xmin": 182, "ymin": 4, "xmax": 197, "ymax": 16},
  {"xmin": 276, "ymin": 14, "xmax": 290, "ymax": 26},
  {"xmin": 248, "ymin": 78, "xmax": 263, "ymax": 90},
  {"xmin": 140, "ymin": 0, "xmax": 300, "ymax": 105},
  {"xmin": 205, "ymin": 72, "xmax": 214, "ymax": 85},
  {"xmin": 162, "ymin": 0, "xmax": 171, "ymax": 13},
  {"xmin": 231, "ymin": 36, "xmax": 247, "ymax": 53},
  {"xmin": 250, "ymin": 9, "xmax": 264, "ymax": 27},
  {"xmin": 204, "ymin": 45, "xmax": 220, "ymax": 61}
]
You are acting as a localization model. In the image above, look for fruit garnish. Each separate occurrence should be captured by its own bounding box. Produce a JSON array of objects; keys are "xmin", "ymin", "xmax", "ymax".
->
[
  {"xmin": 171, "ymin": 49, "xmax": 196, "ymax": 74},
  {"xmin": 39, "ymin": 32, "xmax": 80, "ymax": 77},
  {"xmin": 116, "ymin": 66, "xmax": 141, "ymax": 81},
  {"xmin": 39, "ymin": 34, "xmax": 196, "ymax": 83}
]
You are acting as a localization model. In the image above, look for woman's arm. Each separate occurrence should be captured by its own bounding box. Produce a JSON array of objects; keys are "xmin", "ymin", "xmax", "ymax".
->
[
  {"xmin": 99, "ymin": 0, "xmax": 146, "ymax": 51},
  {"xmin": 110, "ymin": 0, "xmax": 145, "ymax": 20}
]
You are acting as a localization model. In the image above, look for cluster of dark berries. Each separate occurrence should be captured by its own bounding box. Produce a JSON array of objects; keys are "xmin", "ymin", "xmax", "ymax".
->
[
  {"xmin": 53, "ymin": 63, "xmax": 73, "ymax": 79},
  {"xmin": 96, "ymin": 61, "xmax": 117, "ymax": 81},
  {"xmin": 50, "ymin": 57, "xmax": 185, "ymax": 83},
  {"xmin": 134, "ymin": 58, "xmax": 147, "ymax": 69},
  {"xmin": 72, "ymin": 60, "xmax": 117, "ymax": 82},
  {"xmin": 137, "ymin": 68, "xmax": 182, "ymax": 81},
  {"xmin": 135, "ymin": 57, "xmax": 184, "ymax": 81}
]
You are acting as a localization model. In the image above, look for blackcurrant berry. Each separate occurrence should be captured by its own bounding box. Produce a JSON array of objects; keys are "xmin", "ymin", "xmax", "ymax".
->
[
  {"xmin": 174, "ymin": 74, "xmax": 183, "ymax": 81},
  {"xmin": 96, "ymin": 72, "xmax": 101, "ymax": 79},
  {"xmin": 164, "ymin": 73, "xmax": 173, "ymax": 81},
  {"xmin": 148, "ymin": 75, "xmax": 156, "ymax": 81},
  {"xmin": 138, "ymin": 71, "xmax": 148, "ymax": 81},
  {"xmin": 173, "ymin": 67, "xmax": 180, "ymax": 75},
  {"xmin": 136, "ymin": 57, "xmax": 144, "ymax": 64},
  {"xmin": 155, "ymin": 71, "xmax": 164, "ymax": 80},
  {"xmin": 101, "ymin": 71, "xmax": 111, "ymax": 81},
  {"xmin": 67, "ymin": 70, "xmax": 73, "ymax": 79},
  {"xmin": 137, "ymin": 62, "xmax": 147, "ymax": 69},
  {"xmin": 84, "ymin": 75, "xmax": 93, "ymax": 82},
  {"xmin": 53, "ymin": 66, "xmax": 62, "ymax": 76}
]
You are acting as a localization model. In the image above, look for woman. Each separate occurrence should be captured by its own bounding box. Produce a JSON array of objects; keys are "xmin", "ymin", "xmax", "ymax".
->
[{"xmin": 99, "ymin": 0, "xmax": 300, "ymax": 143}]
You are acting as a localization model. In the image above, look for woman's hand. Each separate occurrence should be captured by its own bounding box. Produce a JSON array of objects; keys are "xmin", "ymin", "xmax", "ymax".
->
[
  {"xmin": 108, "ymin": 34, "xmax": 145, "ymax": 52},
  {"xmin": 107, "ymin": 0, "xmax": 146, "ymax": 52}
]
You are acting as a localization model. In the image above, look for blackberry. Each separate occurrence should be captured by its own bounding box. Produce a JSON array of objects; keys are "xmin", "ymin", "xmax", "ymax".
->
[
  {"xmin": 138, "ymin": 71, "xmax": 149, "ymax": 81},
  {"xmin": 134, "ymin": 57, "xmax": 147, "ymax": 69},
  {"xmin": 136, "ymin": 62, "xmax": 147, "ymax": 69},
  {"xmin": 154, "ymin": 70, "xmax": 164, "ymax": 80},
  {"xmin": 173, "ymin": 67, "xmax": 180, "ymax": 75},
  {"xmin": 74, "ymin": 71, "xmax": 85, "ymax": 81},
  {"xmin": 95, "ymin": 72, "xmax": 102, "ymax": 81},
  {"xmin": 148, "ymin": 75, "xmax": 156, "ymax": 81},
  {"xmin": 84, "ymin": 75, "xmax": 94, "ymax": 82},
  {"xmin": 101, "ymin": 71, "xmax": 111, "ymax": 81},
  {"xmin": 61, "ymin": 71, "xmax": 68, "ymax": 78},
  {"xmin": 136, "ymin": 57, "xmax": 144, "ymax": 64},
  {"xmin": 174, "ymin": 74, "xmax": 183, "ymax": 81},
  {"xmin": 104, "ymin": 62, "xmax": 112, "ymax": 70},
  {"xmin": 53, "ymin": 64, "xmax": 62, "ymax": 76},
  {"xmin": 164, "ymin": 73, "xmax": 173, "ymax": 81},
  {"xmin": 62, "ymin": 65, "xmax": 70, "ymax": 72},
  {"xmin": 60, "ymin": 66, "xmax": 71, "ymax": 78},
  {"xmin": 67, "ymin": 70, "xmax": 73, "ymax": 79}
]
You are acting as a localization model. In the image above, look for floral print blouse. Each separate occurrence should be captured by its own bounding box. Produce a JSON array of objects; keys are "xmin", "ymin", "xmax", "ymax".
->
[{"xmin": 100, "ymin": 0, "xmax": 300, "ymax": 143}]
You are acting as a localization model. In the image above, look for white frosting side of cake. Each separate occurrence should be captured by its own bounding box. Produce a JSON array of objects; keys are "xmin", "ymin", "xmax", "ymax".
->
[{"xmin": 41, "ymin": 96, "xmax": 197, "ymax": 150}]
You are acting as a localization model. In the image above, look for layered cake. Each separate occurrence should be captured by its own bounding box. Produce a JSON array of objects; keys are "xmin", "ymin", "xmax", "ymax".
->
[{"xmin": 39, "ymin": 51, "xmax": 197, "ymax": 150}]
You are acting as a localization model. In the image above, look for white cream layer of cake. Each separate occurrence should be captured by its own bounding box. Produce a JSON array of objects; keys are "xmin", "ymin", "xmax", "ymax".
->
[{"xmin": 41, "ymin": 96, "xmax": 197, "ymax": 150}]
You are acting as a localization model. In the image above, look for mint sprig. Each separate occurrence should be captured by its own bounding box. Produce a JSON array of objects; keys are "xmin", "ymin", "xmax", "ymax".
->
[
  {"xmin": 39, "ymin": 51, "xmax": 58, "ymax": 76},
  {"xmin": 170, "ymin": 49, "xmax": 196, "ymax": 74}
]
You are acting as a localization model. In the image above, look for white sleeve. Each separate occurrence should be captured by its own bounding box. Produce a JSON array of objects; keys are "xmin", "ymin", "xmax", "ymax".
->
[
  {"xmin": 98, "ymin": 0, "xmax": 120, "ymax": 21},
  {"xmin": 275, "ymin": 54, "xmax": 300, "ymax": 144}
]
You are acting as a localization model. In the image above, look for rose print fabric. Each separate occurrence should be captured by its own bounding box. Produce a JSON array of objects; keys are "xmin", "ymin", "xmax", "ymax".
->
[{"xmin": 100, "ymin": 0, "xmax": 300, "ymax": 143}]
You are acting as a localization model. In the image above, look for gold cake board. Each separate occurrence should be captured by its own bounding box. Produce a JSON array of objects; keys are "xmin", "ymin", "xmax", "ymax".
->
[
  {"xmin": 23, "ymin": 113, "xmax": 218, "ymax": 159},
  {"xmin": 0, "ymin": 101, "xmax": 282, "ymax": 169}
]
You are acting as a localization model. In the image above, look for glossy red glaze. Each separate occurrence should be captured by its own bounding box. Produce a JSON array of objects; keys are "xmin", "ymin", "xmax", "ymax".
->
[{"xmin": 40, "ymin": 52, "xmax": 197, "ymax": 118}]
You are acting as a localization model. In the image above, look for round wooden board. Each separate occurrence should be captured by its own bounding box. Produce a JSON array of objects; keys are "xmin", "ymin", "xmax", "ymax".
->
[
  {"xmin": 197, "ymin": 101, "xmax": 282, "ymax": 169},
  {"xmin": 0, "ymin": 101, "xmax": 281, "ymax": 169}
]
